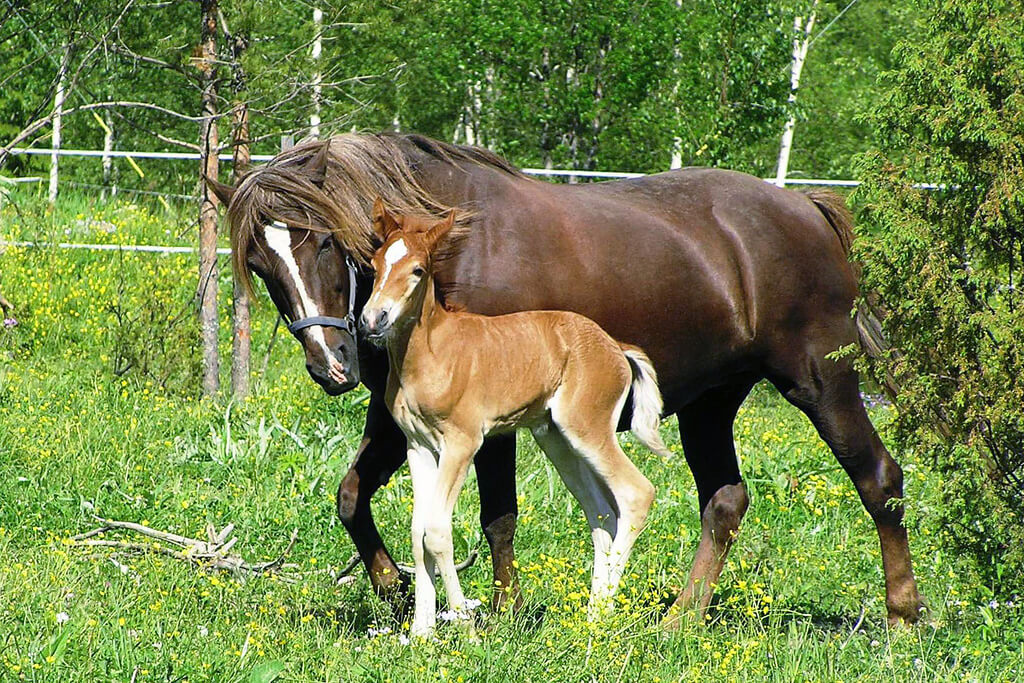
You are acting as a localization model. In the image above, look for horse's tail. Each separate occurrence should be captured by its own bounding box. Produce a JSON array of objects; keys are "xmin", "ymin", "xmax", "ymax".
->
[
  {"xmin": 621, "ymin": 345, "xmax": 674, "ymax": 459},
  {"xmin": 805, "ymin": 189, "xmax": 854, "ymax": 256}
]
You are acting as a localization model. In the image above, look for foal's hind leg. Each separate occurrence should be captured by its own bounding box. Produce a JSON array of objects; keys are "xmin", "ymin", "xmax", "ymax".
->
[
  {"xmin": 576, "ymin": 432, "xmax": 656, "ymax": 609},
  {"xmin": 532, "ymin": 425, "xmax": 617, "ymax": 610},
  {"xmin": 769, "ymin": 348, "xmax": 923, "ymax": 625},
  {"xmin": 537, "ymin": 405, "xmax": 656, "ymax": 614},
  {"xmin": 663, "ymin": 382, "xmax": 754, "ymax": 629}
]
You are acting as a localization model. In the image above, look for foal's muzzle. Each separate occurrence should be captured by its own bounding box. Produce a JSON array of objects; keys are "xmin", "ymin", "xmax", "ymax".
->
[{"xmin": 360, "ymin": 309, "xmax": 390, "ymax": 346}]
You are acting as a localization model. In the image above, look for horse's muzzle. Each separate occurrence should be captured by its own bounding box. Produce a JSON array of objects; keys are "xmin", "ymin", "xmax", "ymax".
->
[{"xmin": 307, "ymin": 361, "xmax": 360, "ymax": 395}]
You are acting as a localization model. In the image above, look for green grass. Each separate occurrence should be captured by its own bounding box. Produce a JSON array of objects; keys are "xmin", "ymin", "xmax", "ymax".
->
[{"xmin": 2, "ymin": 192, "xmax": 1023, "ymax": 681}]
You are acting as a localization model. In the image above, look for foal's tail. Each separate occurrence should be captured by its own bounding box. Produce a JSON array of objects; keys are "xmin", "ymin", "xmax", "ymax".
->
[{"xmin": 621, "ymin": 346, "xmax": 674, "ymax": 459}]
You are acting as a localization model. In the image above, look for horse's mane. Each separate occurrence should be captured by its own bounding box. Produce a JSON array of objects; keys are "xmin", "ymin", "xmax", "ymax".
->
[{"xmin": 228, "ymin": 133, "xmax": 524, "ymax": 296}]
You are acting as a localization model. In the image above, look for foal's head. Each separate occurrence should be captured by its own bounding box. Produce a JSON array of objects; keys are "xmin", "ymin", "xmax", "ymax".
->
[{"xmin": 361, "ymin": 199, "xmax": 456, "ymax": 345}]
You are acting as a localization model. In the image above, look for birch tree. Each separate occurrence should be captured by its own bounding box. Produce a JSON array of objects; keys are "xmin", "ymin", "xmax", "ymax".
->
[
  {"xmin": 774, "ymin": 1, "xmax": 817, "ymax": 186},
  {"xmin": 197, "ymin": 0, "xmax": 220, "ymax": 396}
]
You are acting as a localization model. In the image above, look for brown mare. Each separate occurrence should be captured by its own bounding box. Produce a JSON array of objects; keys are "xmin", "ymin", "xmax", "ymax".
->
[
  {"xmin": 210, "ymin": 133, "xmax": 923, "ymax": 627},
  {"xmin": 363, "ymin": 201, "xmax": 671, "ymax": 635}
]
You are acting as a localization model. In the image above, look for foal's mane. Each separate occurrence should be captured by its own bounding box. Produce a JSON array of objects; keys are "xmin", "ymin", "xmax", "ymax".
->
[{"xmin": 227, "ymin": 133, "xmax": 523, "ymax": 296}]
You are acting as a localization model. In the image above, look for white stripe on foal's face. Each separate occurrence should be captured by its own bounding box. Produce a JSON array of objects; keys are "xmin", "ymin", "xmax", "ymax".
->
[
  {"xmin": 364, "ymin": 237, "xmax": 417, "ymax": 337},
  {"xmin": 263, "ymin": 222, "xmax": 333, "ymax": 358},
  {"xmin": 381, "ymin": 238, "xmax": 408, "ymax": 284}
]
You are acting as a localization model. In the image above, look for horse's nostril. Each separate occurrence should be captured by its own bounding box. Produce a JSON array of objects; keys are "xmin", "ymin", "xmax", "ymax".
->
[{"xmin": 305, "ymin": 363, "xmax": 314, "ymax": 374}]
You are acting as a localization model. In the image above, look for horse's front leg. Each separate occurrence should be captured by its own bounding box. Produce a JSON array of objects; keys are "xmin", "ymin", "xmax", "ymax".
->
[
  {"xmin": 336, "ymin": 392, "xmax": 411, "ymax": 609},
  {"xmin": 473, "ymin": 433, "xmax": 522, "ymax": 612}
]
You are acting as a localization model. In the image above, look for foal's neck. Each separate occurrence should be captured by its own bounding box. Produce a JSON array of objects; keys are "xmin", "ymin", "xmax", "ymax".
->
[{"xmin": 385, "ymin": 273, "xmax": 451, "ymax": 375}]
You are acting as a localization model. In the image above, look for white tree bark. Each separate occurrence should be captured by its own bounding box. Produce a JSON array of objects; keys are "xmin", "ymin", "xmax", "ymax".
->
[
  {"xmin": 102, "ymin": 110, "xmax": 114, "ymax": 194},
  {"xmin": 774, "ymin": 2, "xmax": 818, "ymax": 188},
  {"xmin": 198, "ymin": 0, "xmax": 220, "ymax": 396},
  {"xmin": 48, "ymin": 44, "xmax": 72, "ymax": 203},
  {"xmin": 310, "ymin": 7, "xmax": 323, "ymax": 139},
  {"xmin": 670, "ymin": 0, "xmax": 683, "ymax": 170}
]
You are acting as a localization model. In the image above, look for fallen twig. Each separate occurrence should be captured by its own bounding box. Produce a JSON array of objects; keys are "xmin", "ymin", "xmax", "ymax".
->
[
  {"xmin": 397, "ymin": 547, "xmax": 479, "ymax": 577},
  {"xmin": 337, "ymin": 553, "xmax": 361, "ymax": 579},
  {"xmin": 70, "ymin": 516, "xmax": 300, "ymax": 582},
  {"xmin": 335, "ymin": 546, "xmax": 480, "ymax": 584}
]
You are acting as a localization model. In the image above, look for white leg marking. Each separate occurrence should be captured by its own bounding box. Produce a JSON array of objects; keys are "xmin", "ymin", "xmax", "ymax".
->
[{"xmin": 264, "ymin": 224, "xmax": 334, "ymax": 360}]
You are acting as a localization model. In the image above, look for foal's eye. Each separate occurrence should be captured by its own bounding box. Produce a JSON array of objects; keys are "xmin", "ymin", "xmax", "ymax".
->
[{"xmin": 411, "ymin": 266, "xmax": 425, "ymax": 277}]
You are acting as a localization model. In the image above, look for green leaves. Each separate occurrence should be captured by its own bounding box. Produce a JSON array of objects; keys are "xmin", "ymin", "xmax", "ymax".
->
[
  {"xmin": 248, "ymin": 660, "xmax": 286, "ymax": 683},
  {"xmin": 856, "ymin": 0, "xmax": 1024, "ymax": 592}
]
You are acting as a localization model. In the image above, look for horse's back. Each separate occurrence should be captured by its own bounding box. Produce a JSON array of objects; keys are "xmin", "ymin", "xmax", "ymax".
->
[{"xmin": 435, "ymin": 166, "xmax": 858, "ymax": 407}]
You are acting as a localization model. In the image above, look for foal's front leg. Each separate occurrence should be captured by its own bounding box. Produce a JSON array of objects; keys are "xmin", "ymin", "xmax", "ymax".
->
[
  {"xmin": 407, "ymin": 445, "xmax": 441, "ymax": 637},
  {"xmin": 426, "ymin": 434, "xmax": 480, "ymax": 624}
]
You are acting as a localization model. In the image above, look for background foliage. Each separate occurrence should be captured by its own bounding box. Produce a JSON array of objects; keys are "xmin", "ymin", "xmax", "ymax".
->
[
  {"xmin": 855, "ymin": 0, "xmax": 1024, "ymax": 592},
  {"xmin": 1, "ymin": 0, "xmax": 914, "ymax": 188},
  {"xmin": 4, "ymin": 0, "xmax": 1024, "ymax": 678}
]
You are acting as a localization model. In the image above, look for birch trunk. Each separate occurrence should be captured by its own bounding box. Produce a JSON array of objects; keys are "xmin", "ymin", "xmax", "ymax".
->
[
  {"xmin": 228, "ymin": 25, "xmax": 251, "ymax": 398},
  {"xmin": 102, "ymin": 110, "xmax": 115, "ymax": 197},
  {"xmin": 310, "ymin": 7, "xmax": 322, "ymax": 139},
  {"xmin": 48, "ymin": 44, "xmax": 71, "ymax": 204},
  {"xmin": 198, "ymin": 0, "xmax": 220, "ymax": 396},
  {"xmin": 670, "ymin": 0, "xmax": 683, "ymax": 170},
  {"xmin": 774, "ymin": 3, "xmax": 817, "ymax": 188}
]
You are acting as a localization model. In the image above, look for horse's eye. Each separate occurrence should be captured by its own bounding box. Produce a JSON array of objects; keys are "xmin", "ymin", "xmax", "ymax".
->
[
  {"xmin": 318, "ymin": 238, "xmax": 333, "ymax": 254},
  {"xmin": 412, "ymin": 266, "xmax": 425, "ymax": 277}
]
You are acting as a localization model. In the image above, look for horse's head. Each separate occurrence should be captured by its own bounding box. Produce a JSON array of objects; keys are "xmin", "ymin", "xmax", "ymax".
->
[
  {"xmin": 210, "ymin": 143, "xmax": 373, "ymax": 395},
  {"xmin": 362, "ymin": 200, "xmax": 456, "ymax": 345},
  {"xmin": 211, "ymin": 136, "xmax": 467, "ymax": 394}
]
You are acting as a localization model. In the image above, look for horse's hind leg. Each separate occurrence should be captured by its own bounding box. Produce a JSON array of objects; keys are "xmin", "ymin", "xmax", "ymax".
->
[
  {"xmin": 663, "ymin": 381, "xmax": 754, "ymax": 629},
  {"xmin": 769, "ymin": 346, "xmax": 923, "ymax": 625},
  {"xmin": 472, "ymin": 433, "xmax": 522, "ymax": 613}
]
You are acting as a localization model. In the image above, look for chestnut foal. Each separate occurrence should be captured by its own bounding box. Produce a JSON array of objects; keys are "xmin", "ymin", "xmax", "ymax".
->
[{"xmin": 361, "ymin": 201, "xmax": 671, "ymax": 636}]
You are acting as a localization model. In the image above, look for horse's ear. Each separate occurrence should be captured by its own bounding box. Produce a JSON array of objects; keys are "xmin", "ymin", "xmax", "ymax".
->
[
  {"xmin": 306, "ymin": 142, "xmax": 331, "ymax": 186},
  {"xmin": 205, "ymin": 175, "xmax": 236, "ymax": 206},
  {"xmin": 371, "ymin": 198, "xmax": 402, "ymax": 241},
  {"xmin": 425, "ymin": 209, "xmax": 457, "ymax": 250}
]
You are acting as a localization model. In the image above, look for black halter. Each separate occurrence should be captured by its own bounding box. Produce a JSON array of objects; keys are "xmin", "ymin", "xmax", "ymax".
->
[{"xmin": 286, "ymin": 253, "xmax": 359, "ymax": 338}]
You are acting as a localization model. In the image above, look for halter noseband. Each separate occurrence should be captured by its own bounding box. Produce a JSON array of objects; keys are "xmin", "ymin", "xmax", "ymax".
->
[{"xmin": 286, "ymin": 253, "xmax": 359, "ymax": 339}]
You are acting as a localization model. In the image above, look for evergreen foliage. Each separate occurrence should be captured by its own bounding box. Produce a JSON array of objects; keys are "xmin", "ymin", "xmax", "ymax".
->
[{"xmin": 855, "ymin": 0, "xmax": 1024, "ymax": 591}]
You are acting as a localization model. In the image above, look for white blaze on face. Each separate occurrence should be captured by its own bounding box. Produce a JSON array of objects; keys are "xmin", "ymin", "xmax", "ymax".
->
[
  {"xmin": 381, "ymin": 238, "xmax": 408, "ymax": 284},
  {"xmin": 367, "ymin": 237, "xmax": 409, "ymax": 316},
  {"xmin": 264, "ymin": 222, "xmax": 333, "ymax": 359}
]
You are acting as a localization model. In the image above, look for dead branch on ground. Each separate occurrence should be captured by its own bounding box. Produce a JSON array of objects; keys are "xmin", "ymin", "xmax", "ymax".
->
[{"xmin": 70, "ymin": 517, "xmax": 300, "ymax": 582}]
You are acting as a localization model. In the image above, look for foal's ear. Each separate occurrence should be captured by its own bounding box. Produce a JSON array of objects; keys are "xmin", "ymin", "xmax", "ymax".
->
[
  {"xmin": 371, "ymin": 198, "xmax": 402, "ymax": 241},
  {"xmin": 425, "ymin": 209, "xmax": 457, "ymax": 250},
  {"xmin": 305, "ymin": 142, "xmax": 331, "ymax": 186}
]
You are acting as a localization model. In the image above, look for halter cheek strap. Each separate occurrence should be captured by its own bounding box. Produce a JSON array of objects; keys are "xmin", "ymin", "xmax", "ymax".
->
[{"xmin": 286, "ymin": 254, "xmax": 359, "ymax": 338}]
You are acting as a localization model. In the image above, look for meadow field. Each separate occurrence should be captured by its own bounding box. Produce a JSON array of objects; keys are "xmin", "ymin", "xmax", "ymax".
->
[{"xmin": 2, "ymin": 194, "xmax": 1023, "ymax": 681}]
